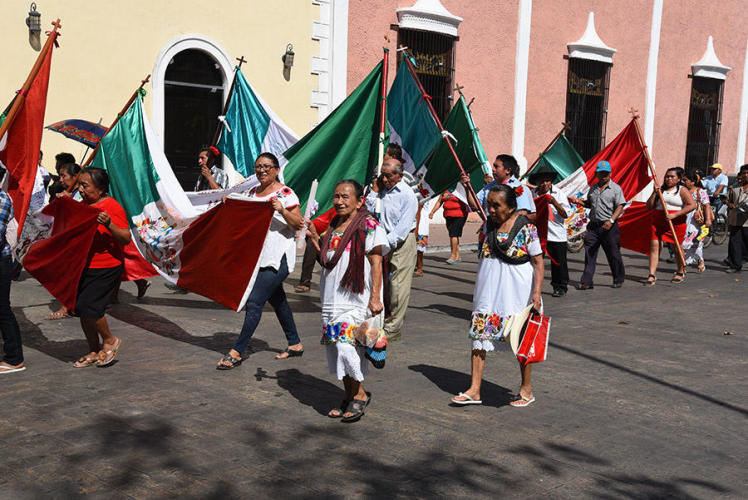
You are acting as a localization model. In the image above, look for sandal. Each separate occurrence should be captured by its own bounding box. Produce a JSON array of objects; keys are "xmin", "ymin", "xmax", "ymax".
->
[
  {"xmin": 294, "ymin": 284, "xmax": 310, "ymax": 293},
  {"xmin": 97, "ymin": 338, "xmax": 122, "ymax": 367},
  {"xmin": 45, "ymin": 311, "xmax": 71, "ymax": 320},
  {"xmin": 510, "ymin": 394, "xmax": 536, "ymax": 407},
  {"xmin": 671, "ymin": 272, "xmax": 685, "ymax": 284},
  {"xmin": 328, "ymin": 400, "xmax": 349, "ymax": 418},
  {"xmin": 275, "ymin": 347, "xmax": 304, "ymax": 359},
  {"xmin": 644, "ymin": 274, "xmax": 656, "ymax": 286},
  {"xmin": 73, "ymin": 355, "xmax": 98, "ymax": 368},
  {"xmin": 697, "ymin": 261, "xmax": 706, "ymax": 273},
  {"xmin": 341, "ymin": 396, "xmax": 369, "ymax": 423},
  {"xmin": 216, "ymin": 353, "xmax": 242, "ymax": 370},
  {"xmin": 136, "ymin": 280, "xmax": 151, "ymax": 299}
]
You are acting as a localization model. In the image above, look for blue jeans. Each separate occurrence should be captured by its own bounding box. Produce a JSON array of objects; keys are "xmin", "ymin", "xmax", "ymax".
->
[
  {"xmin": 0, "ymin": 256, "xmax": 22, "ymax": 365},
  {"xmin": 231, "ymin": 255, "xmax": 300, "ymax": 354}
]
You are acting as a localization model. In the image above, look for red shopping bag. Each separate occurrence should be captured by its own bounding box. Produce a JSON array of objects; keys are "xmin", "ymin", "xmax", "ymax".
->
[{"xmin": 516, "ymin": 312, "xmax": 551, "ymax": 365}]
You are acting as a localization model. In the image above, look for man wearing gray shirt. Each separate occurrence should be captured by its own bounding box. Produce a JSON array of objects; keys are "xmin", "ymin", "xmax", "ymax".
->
[{"xmin": 569, "ymin": 161, "xmax": 626, "ymax": 289}]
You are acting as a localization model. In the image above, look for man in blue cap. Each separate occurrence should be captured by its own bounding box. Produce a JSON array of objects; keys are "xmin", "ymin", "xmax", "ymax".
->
[{"xmin": 568, "ymin": 161, "xmax": 626, "ymax": 289}]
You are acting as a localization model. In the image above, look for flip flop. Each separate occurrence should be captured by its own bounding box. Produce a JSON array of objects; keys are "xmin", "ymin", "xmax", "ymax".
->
[
  {"xmin": 0, "ymin": 365, "xmax": 26, "ymax": 374},
  {"xmin": 45, "ymin": 311, "xmax": 71, "ymax": 320},
  {"xmin": 510, "ymin": 395, "xmax": 535, "ymax": 407},
  {"xmin": 96, "ymin": 338, "xmax": 122, "ymax": 367},
  {"xmin": 294, "ymin": 284, "xmax": 310, "ymax": 293},
  {"xmin": 451, "ymin": 392, "xmax": 482, "ymax": 405},
  {"xmin": 73, "ymin": 356, "xmax": 98, "ymax": 368}
]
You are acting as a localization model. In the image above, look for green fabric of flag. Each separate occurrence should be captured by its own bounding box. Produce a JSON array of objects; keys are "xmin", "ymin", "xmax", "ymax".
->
[
  {"xmin": 89, "ymin": 98, "xmax": 162, "ymax": 217},
  {"xmin": 525, "ymin": 134, "xmax": 583, "ymax": 183},
  {"xmin": 283, "ymin": 62, "xmax": 384, "ymax": 214},
  {"xmin": 420, "ymin": 95, "xmax": 488, "ymax": 196}
]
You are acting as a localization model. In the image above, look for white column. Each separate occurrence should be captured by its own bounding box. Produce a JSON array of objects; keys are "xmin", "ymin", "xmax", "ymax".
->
[
  {"xmin": 330, "ymin": 0, "xmax": 349, "ymax": 108},
  {"xmin": 643, "ymin": 0, "xmax": 663, "ymax": 153},
  {"xmin": 512, "ymin": 0, "xmax": 532, "ymax": 174},
  {"xmin": 737, "ymin": 38, "xmax": 748, "ymax": 169}
]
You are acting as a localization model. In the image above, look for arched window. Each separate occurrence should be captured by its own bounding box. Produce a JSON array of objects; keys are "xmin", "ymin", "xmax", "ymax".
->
[{"xmin": 163, "ymin": 49, "xmax": 226, "ymax": 189}]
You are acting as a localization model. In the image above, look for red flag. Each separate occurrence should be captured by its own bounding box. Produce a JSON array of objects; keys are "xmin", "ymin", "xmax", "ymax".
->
[
  {"xmin": 618, "ymin": 201, "xmax": 654, "ymax": 255},
  {"xmin": 0, "ymin": 47, "xmax": 54, "ymax": 236},
  {"xmin": 23, "ymin": 198, "xmax": 101, "ymax": 311},
  {"xmin": 176, "ymin": 199, "xmax": 275, "ymax": 310},
  {"xmin": 312, "ymin": 206, "xmax": 337, "ymax": 234},
  {"xmin": 533, "ymin": 194, "xmax": 550, "ymax": 254},
  {"xmin": 121, "ymin": 241, "xmax": 157, "ymax": 281},
  {"xmin": 581, "ymin": 119, "xmax": 651, "ymax": 200}
]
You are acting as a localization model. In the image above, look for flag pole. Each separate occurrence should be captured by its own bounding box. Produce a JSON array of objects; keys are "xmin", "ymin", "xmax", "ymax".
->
[
  {"xmin": 210, "ymin": 56, "xmax": 247, "ymax": 148},
  {"xmin": 376, "ymin": 41, "xmax": 390, "ymax": 176},
  {"xmin": 629, "ymin": 109, "xmax": 686, "ymax": 269},
  {"xmin": 80, "ymin": 75, "xmax": 151, "ymax": 169},
  {"xmin": 403, "ymin": 54, "xmax": 487, "ymax": 221},
  {"xmin": 0, "ymin": 20, "xmax": 61, "ymax": 140},
  {"xmin": 521, "ymin": 122, "xmax": 571, "ymax": 180}
]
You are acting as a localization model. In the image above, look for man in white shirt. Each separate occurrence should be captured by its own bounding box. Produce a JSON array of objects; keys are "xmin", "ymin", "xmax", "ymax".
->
[
  {"xmin": 366, "ymin": 158, "xmax": 418, "ymax": 340},
  {"xmin": 532, "ymin": 172, "xmax": 571, "ymax": 297}
]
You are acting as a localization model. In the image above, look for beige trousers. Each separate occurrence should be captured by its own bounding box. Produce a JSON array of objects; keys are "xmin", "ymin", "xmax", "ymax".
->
[{"xmin": 385, "ymin": 231, "xmax": 417, "ymax": 336}]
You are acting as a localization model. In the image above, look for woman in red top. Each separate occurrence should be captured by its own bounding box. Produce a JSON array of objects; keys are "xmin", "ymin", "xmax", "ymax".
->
[
  {"xmin": 73, "ymin": 168, "xmax": 131, "ymax": 368},
  {"xmin": 429, "ymin": 191, "xmax": 469, "ymax": 263}
]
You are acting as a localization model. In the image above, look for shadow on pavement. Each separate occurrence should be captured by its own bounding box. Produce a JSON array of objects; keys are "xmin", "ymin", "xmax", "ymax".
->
[
  {"xmin": 13, "ymin": 306, "xmax": 87, "ymax": 363},
  {"xmin": 276, "ymin": 368, "xmax": 344, "ymax": 416},
  {"xmin": 552, "ymin": 342, "xmax": 748, "ymax": 417},
  {"xmin": 409, "ymin": 364, "xmax": 515, "ymax": 408}
]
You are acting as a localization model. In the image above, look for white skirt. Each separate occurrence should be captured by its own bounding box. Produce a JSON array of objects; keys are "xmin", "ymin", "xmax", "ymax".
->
[{"xmin": 326, "ymin": 343, "xmax": 370, "ymax": 381}]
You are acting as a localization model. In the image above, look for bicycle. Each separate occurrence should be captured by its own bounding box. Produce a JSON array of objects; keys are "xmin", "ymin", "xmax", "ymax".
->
[{"xmin": 704, "ymin": 195, "xmax": 728, "ymax": 247}]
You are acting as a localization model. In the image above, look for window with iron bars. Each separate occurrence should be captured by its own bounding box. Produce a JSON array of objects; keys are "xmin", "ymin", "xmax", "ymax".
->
[
  {"xmin": 684, "ymin": 76, "xmax": 724, "ymax": 174},
  {"xmin": 564, "ymin": 58, "xmax": 611, "ymax": 161},
  {"xmin": 396, "ymin": 28, "xmax": 456, "ymax": 122}
]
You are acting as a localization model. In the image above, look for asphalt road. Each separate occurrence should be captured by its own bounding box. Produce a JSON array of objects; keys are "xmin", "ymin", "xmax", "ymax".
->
[{"xmin": 0, "ymin": 242, "xmax": 745, "ymax": 499}]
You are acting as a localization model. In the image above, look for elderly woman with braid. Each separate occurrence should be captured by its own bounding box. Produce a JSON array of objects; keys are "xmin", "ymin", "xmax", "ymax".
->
[{"xmin": 307, "ymin": 180, "xmax": 389, "ymax": 423}]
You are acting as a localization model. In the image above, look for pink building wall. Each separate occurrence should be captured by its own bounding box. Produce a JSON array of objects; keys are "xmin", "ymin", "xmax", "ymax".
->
[{"xmin": 347, "ymin": 1, "xmax": 748, "ymax": 179}]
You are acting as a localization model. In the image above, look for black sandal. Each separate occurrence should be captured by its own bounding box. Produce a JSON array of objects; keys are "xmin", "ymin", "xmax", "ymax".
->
[
  {"xmin": 671, "ymin": 272, "xmax": 685, "ymax": 284},
  {"xmin": 341, "ymin": 397, "xmax": 368, "ymax": 423},
  {"xmin": 328, "ymin": 400, "xmax": 349, "ymax": 418},
  {"xmin": 275, "ymin": 348, "xmax": 304, "ymax": 359},
  {"xmin": 644, "ymin": 274, "xmax": 657, "ymax": 286},
  {"xmin": 216, "ymin": 354, "xmax": 242, "ymax": 370}
]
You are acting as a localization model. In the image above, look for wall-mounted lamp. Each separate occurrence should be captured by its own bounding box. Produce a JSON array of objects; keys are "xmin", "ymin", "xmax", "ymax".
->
[
  {"xmin": 26, "ymin": 3, "xmax": 41, "ymax": 51},
  {"xmin": 282, "ymin": 43, "xmax": 294, "ymax": 81}
]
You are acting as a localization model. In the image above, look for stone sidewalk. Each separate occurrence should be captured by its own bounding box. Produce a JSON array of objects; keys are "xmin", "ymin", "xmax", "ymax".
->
[{"xmin": 0, "ymin": 243, "xmax": 745, "ymax": 498}]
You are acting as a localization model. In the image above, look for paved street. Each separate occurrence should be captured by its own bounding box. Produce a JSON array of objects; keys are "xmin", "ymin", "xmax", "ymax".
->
[{"xmin": 0, "ymin": 242, "xmax": 745, "ymax": 499}]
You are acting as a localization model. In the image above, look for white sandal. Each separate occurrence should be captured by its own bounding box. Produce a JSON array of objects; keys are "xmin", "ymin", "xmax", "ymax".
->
[
  {"xmin": 451, "ymin": 392, "xmax": 482, "ymax": 405},
  {"xmin": 510, "ymin": 395, "xmax": 536, "ymax": 407}
]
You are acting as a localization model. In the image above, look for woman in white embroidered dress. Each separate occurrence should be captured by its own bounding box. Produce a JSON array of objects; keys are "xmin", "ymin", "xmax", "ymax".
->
[
  {"xmin": 452, "ymin": 184, "xmax": 544, "ymax": 408},
  {"xmin": 307, "ymin": 180, "xmax": 389, "ymax": 423},
  {"xmin": 217, "ymin": 153, "xmax": 304, "ymax": 369},
  {"xmin": 681, "ymin": 171, "xmax": 713, "ymax": 272}
]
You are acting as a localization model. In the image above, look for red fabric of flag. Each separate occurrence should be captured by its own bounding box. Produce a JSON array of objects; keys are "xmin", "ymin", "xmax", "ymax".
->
[
  {"xmin": 177, "ymin": 199, "xmax": 275, "ymax": 310},
  {"xmin": 533, "ymin": 194, "xmax": 550, "ymax": 254},
  {"xmin": 581, "ymin": 120, "xmax": 651, "ymax": 200},
  {"xmin": 0, "ymin": 48, "xmax": 54, "ymax": 236},
  {"xmin": 312, "ymin": 206, "xmax": 337, "ymax": 234},
  {"xmin": 121, "ymin": 241, "xmax": 157, "ymax": 281},
  {"xmin": 618, "ymin": 201, "xmax": 655, "ymax": 255},
  {"xmin": 23, "ymin": 198, "xmax": 101, "ymax": 311}
]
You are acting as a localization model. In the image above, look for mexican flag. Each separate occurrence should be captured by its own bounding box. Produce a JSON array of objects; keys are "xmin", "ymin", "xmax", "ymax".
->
[
  {"xmin": 524, "ymin": 134, "xmax": 584, "ymax": 183},
  {"xmin": 89, "ymin": 96, "xmax": 275, "ymax": 311},
  {"xmin": 0, "ymin": 38, "xmax": 55, "ymax": 238},
  {"xmin": 418, "ymin": 94, "xmax": 490, "ymax": 203},
  {"xmin": 283, "ymin": 61, "xmax": 386, "ymax": 215},
  {"xmin": 557, "ymin": 119, "xmax": 651, "ymax": 200},
  {"xmin": 217, "ymin": 67, "xmax": 298, "ymax": 178},
  {"xmin": 387, "ymin": 61, "xmax": 442, "ymax": 174}
]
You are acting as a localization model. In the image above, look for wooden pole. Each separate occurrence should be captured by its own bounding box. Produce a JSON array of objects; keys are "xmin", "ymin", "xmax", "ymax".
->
[
  {"xmin": 522, "ymin": 122, "xmax": 571, "ymax": 179},
  {"xmin": 403, "ymin": 55, "xmax": 487, "ymax": 221},
  {"xmin": 0, "ymin": 20, "xmax": 61, "ymax": 140},
  {"xmin": 629, "ymin": 109, "xmax": 686, "ymax": 269},
  {"xmin": 376, "ymin": 40, "xmax": 390, "ymax": 177},
  {"xmin": 80, "ymin": 75, "xmax": 150, "ymax": 167},
  {"xmin": 210, "ymin": 56, "xmax": 247, "ymax": 148}
]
